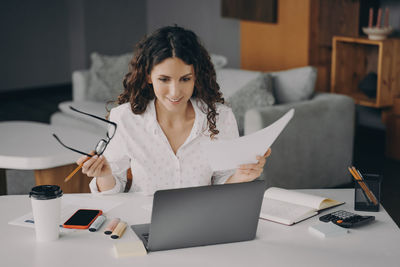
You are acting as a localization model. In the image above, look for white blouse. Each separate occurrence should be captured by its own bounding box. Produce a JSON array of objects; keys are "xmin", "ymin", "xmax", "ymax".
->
[{"xmin": 89, "ymin": 98, "xmax": 239, "ymax": 196}]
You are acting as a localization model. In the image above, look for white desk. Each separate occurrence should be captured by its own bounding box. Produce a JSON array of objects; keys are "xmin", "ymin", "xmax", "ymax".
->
[{"xmin": 1, "ymin": 189, "xmax": 399, "ymax": 267}]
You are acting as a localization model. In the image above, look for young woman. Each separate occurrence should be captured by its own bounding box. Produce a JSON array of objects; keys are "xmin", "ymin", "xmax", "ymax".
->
[{"xmin": 77, "ymin": 26, "xmax": 271, "ymax": 195}]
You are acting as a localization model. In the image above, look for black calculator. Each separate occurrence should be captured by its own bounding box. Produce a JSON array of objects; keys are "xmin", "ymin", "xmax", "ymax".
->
[{"xmin": 319, "ymin": 210, "xmax": 375, "ymax": 228}]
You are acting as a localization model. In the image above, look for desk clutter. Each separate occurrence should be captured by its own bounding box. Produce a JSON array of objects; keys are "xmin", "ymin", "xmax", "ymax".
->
[
  {"xmin": 113, "ymin": 242, "xmax": 147, "ymax": 258},
  {"xmin": 259, "ymin": 187, "xmax": 344, "ymax": 225},
  {"xmin": 348, "ymin": 166, "xmax": 381, "ymax": 212},
  {"xmin": 319, "ymin": 210, "xmax": 375, "ymax": 228},
  {"xmin": 8, "ymin": 183, "xmax": 383, "ymax": 258},
  {"xmin": 66, "ymin": 212, "xmax": 148, "ymax": 257},
  {"xmin": 308, "ymin": 222, "xmax": 349, "ymax": 238},
  {"xmin": 103, "ymin": 218, "xmax": 128, "ymax": 239},
  {"xmin": 81, "ymin": 215, "xmax": 127, "ymax": 239}
]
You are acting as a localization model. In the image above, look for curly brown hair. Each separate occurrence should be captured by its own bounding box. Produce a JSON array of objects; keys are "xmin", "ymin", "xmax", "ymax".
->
[{"xmin": 117, "ymin": 25, "xmax": 225, "ymax": 138}]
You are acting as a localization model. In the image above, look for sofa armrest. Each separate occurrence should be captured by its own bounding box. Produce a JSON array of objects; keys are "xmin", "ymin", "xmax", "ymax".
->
[
  {"xmin": 72, "ymin": 70, "xmax": 90, "ymax": 102},
  {"xmin": 244, "ymin": 93, "xmax": 355, "ymax": 189}
]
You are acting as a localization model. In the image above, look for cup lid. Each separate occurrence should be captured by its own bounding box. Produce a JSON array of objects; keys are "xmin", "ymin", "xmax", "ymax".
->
[{"xmin": 29, "ymin": 185, "xmax": 63, "ymax": 200}]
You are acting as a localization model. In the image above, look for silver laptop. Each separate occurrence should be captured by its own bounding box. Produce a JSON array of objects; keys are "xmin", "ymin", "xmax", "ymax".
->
[{"xmin": 131, "ymin": 180, "xmax": 265, "ymax": 252}]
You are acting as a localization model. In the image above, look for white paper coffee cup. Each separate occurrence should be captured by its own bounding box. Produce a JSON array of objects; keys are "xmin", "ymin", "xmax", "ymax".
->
[{"xmin": 29, "ymin": 185, "xmax": 63, "ymax": 242}]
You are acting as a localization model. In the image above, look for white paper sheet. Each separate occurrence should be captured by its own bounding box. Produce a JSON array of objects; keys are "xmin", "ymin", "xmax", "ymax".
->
[
  {"xmin": 203, "ymin": 109, "xmax": 294, "ymax": 171},
  {"xmin": 8, "ymin": 194, "xmax": 123, "ymax": 231}
]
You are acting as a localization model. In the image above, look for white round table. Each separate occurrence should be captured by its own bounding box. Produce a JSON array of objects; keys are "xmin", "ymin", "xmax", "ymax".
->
[{"xmin": 0, "ymin": 121, "xmax": 104, "ymax": 194}]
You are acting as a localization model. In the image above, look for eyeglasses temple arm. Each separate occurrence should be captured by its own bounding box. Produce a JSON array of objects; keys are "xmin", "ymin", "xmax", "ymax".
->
[
  {"xmin": 52, "ymin": 134, "xmax": 94, "ymax": 157},
  {"xmin": 69, "ymin": 106, "xmax": 117, "ymax": 128}
]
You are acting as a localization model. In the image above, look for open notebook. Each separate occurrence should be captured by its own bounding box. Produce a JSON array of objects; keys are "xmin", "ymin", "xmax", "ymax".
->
[{"xmin": 260, "ymin": 187, "xmax": 344, "ymax": 225}]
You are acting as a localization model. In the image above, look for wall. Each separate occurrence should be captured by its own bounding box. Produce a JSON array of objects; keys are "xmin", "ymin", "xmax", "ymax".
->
[
  {"xmin": 241, "ymin": 0, "xmax": 311, "ymax": 71},
  {"xmin": 2, "ymin": 0, "xmax": 241, "ymax": 92},
  {"xmin": 146, "ymin": 0, "xmax": 240, "ymax": 68},
  {"xmin": 79, "ymin": 0, "xmax": 146, "ymax": 69},
  {"xmin": 0, "ymin": 0, "xmax": 70, "ymax": 91},
  {"xmin": 381, "ymin": 0, "xmax": 400, "ymax": 37},
  {"xmin": 1, "ymin": 0, "xmax": 398, "ymax": 92},
  {"xmin": 0, "ymin": 0, "xmax": 146, "ymax": 92}
]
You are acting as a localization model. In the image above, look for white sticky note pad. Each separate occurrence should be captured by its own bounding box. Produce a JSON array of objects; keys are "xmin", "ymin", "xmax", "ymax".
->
[
  {"xmin": 308, "ymin": 222, "xmax": 349, "ymax": 238},
  {"xmin": 113, "ymin": 241, "xmax": 147, "ymax": 258}
]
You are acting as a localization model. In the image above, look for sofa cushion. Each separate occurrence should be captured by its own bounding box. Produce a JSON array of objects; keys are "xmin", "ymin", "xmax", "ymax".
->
[
  {"xmin": 271, "ymin": 66, "xmax": 317, "ymax": 104},
  {"xmin": 86, "ymin": 52, "xmax": 131, "ymax": 102},
  {"xmin": 227, "ymin": 73, "xmax": 275, "ymax": 136},
  {"xmin": 216, "ymin": 68, "xmax": 262, "ymax": 99},
  {"xmin": 210, "ymin": 54, "xmax": 228, "ymax": 69}
]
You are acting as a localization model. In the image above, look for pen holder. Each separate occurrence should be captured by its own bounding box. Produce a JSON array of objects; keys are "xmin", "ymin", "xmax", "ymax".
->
[{"xmin": 354, "ymin": 174, "xmax": 381, "ymax": 212}]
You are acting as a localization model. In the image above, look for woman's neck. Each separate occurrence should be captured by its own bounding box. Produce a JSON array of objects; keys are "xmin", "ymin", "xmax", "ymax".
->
[{"xmin": 155, "ymin": 99, "xmax": 195, "ymax": 128}]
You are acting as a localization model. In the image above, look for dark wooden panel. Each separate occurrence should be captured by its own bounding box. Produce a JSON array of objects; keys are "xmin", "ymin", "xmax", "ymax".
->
[
  {"xmin": 318, "ymin": 0, "xmax": 360, "ymax": 47},
  {"xmin": 310, "ymin": 0, "xmax": 360, "ymax": 65},
  {"xmin": 221, "ymin": 0, "xmax": 277, "ymax": 23},
  {"xmin": 309, "ymin": 0, "xmax": 360, "ymax": 91},
  {"xmin": 0, "ymin": 169, "xmax": 6, "ymax": 195}
]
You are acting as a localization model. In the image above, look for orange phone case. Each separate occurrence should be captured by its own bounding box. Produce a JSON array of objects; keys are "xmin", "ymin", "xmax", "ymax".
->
[{"xmin": 63, "ymin": 209, "xmax": 103, "ymax": 229}]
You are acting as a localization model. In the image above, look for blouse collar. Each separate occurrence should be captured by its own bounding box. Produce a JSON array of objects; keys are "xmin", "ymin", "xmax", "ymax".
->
[{"xmin": 144, "ymin": 98, "xmax": 208, "ymax": 137}]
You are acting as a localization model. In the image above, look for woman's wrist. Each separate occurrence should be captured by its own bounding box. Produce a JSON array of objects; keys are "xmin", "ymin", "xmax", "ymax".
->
[
  {"xmin": 96, "ymin": 174, "xmax": 116, "ymax": 192},
  {"xmin": 225, "ymin": 174, "xmax": 239, "ymax": 184}
]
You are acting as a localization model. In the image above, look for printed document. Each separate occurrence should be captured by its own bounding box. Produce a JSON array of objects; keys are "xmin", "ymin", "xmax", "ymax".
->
[{"xmin": 203, "ymin": 108, "xmax": 294, "ymax": 171}]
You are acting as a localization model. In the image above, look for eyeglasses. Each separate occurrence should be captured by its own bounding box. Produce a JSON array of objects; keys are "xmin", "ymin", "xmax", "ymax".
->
[
  {"xmin": 53, "ymin": 106, "xmax": 117, "ymax": 157},
  {"xmin": 52, "ymin": 106, "xmax": 117, "ymax": 182}
]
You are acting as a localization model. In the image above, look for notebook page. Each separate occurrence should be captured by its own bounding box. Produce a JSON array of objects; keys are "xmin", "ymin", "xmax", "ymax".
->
[
  {"xmin": 319, "ymin": 198, "xmax": 343, "ymax": 209},
  {"xmin": 265, "ymin": 187, "xmax": 327, "ymax": 210},
  {"xmin": 260, "ymin": 198, "xmax": 317, "ymax": 225}
]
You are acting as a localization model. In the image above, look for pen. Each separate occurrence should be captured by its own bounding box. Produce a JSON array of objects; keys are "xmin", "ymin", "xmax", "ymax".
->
[
  {"xmin": 348, "ymin": 167, "xmax": 372, "ymax": 204},
  {"xmin": 351, "ymin": 166, "xmax": 377, "ymax": 205},
  {"xmin": 104, "ymin": 218, "xmax": 120, "ymax": 235},
  {"xmin": 89, "ymin": 215, "xmax": 106, "ymax": 232},
  {"xmin": 348, "ymin": 167, "xmax": 378, "ymax": 205},
  {"xmin": 354, "ymin": 167, "xmax": 378, "ymax": 205},
  {"xmin": 111, "ymin": 221, "xmax": 127, "ymax": 239}
]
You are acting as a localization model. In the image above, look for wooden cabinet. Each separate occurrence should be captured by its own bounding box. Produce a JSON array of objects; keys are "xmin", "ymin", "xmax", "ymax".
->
[
  {"xmin": 331, "ymin": 36, "xmax": 400, "ymax": 107},
  {"xmin": 331, "ymin": 36, "xmax": 400, "ymax": 160}
]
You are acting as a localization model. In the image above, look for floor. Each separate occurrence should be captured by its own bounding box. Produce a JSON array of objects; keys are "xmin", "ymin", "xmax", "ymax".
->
[{"xmin": 1, "ymin": 85, "xmax": 399, "ymax": 227}]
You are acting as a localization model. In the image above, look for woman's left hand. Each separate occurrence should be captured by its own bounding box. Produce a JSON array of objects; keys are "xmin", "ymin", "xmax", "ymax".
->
[{"xmin": 226, "ymin": 148, "xmax": 272, "ymax": 184}]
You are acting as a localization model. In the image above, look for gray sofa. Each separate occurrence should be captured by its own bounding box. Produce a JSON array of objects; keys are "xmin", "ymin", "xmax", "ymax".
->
[
  {"xmin": 50, "ymin": 58, "xmax": 355, "ymax": 189},
  {"xmin": 245, "ymin": 93, "xmax": 354, "ymax": 189}
]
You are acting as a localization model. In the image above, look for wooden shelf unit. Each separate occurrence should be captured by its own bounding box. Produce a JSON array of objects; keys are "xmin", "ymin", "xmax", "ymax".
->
[{"xmin": 331, "ymin": 36, "xmax": 400, "ymax": 108}]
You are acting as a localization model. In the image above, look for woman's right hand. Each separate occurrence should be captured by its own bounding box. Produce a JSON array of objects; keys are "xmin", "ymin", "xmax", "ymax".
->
[{"xmin": 77, "ymin": 152, "xmax": 112, "ymax": 178}]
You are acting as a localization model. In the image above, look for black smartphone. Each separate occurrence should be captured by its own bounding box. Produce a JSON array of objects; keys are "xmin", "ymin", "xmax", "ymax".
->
[{"xmin": 63, "ymin": 209, "xmax": 103, "ymax": 229}]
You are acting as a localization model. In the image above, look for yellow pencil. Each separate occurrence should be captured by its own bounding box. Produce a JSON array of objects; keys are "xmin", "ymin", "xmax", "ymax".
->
[
  {"xmin": 348, "ymin": 167, "xmax": 378, "ymax": 205},
  {"xmin": 64, "ymin": 156, "xmax": 92, "ymax": 182},
  {"xmin": 352, "ymin": 167, "xmax": 378, "ymax": 205}
]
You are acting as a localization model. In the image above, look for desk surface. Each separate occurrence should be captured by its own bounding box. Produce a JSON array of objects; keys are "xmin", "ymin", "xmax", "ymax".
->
[
  {"xmin": 1, "ymin": 189, "xmax": 399, "ymax": 267},
  {"xmin": 0, "ymin": 121, "xmax": 102, "ymax": 169}
]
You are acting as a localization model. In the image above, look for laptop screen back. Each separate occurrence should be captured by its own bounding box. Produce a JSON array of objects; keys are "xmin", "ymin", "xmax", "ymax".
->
[{"xmin": 147, "ymin": 180, "xmax": 265, "ymax": 251}]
